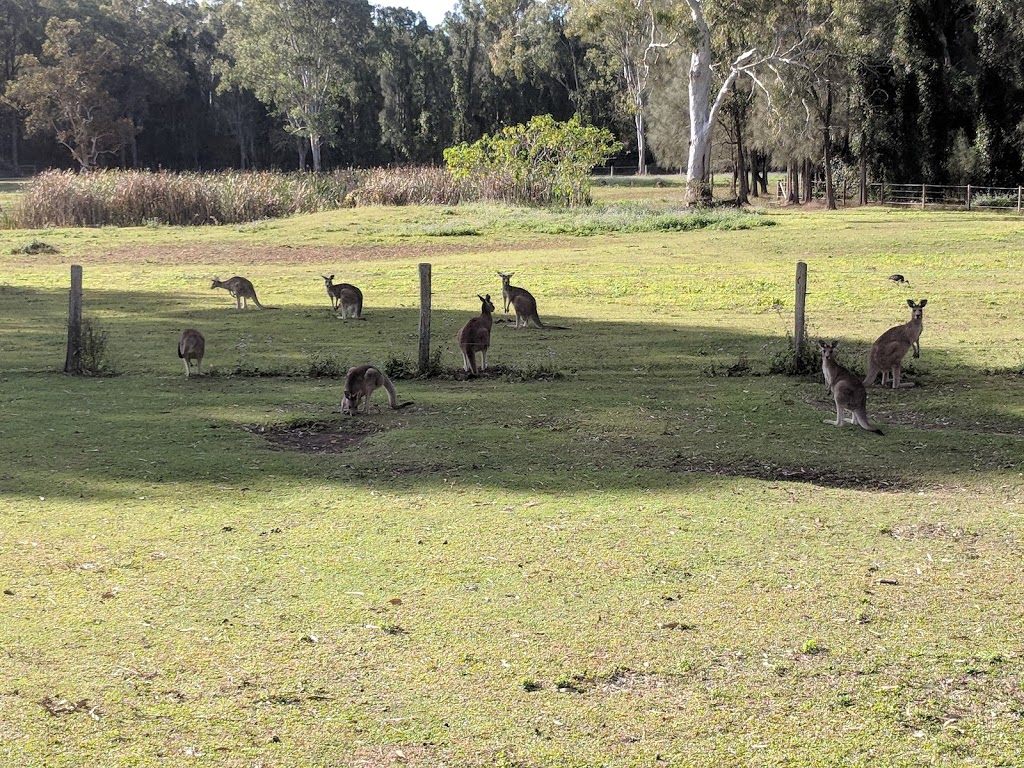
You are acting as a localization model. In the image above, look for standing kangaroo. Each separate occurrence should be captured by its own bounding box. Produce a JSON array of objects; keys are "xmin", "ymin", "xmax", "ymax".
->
[
  {"xmin": 819, "ymin": 340, "xmax": 884, "ymax": 435},
  {"xmin": 177, "ymin": 328, "xmax": 205, "ymax": 377},
  {"xmin": 497, "ymin": 272, "xmax": 570, "ymax": 330},
  {"xmin": 210, "ymin": 276, "xmax": 272, "ymax": 309},
  {"xmin": 341, "ymin": 364, "xmax": 413, "ymax": 415},
  {"xmin": 457, "ymin": 294, "xmax": 495, "ymax": 375},
  {"xmin": 321, "ymin": 275, "xmax": 364, "ymax": 319},
  {"xmin": 864, "ymin": 299, "xmax": 927, "ymax": 389}
]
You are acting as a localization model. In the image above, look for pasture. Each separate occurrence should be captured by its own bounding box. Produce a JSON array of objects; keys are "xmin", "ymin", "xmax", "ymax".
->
[{"xmin": 1, "ymin": 198, "xmax": 1022, "ymax": 767}]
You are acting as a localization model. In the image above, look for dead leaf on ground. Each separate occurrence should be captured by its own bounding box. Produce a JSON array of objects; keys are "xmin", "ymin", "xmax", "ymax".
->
[{"xmin": 40, "ymin": 696, "xmax": 94, "ymax": 716}]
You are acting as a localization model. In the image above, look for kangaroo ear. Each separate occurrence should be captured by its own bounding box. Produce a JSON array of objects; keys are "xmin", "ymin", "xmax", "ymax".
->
[
  {"xmin": 485, "ymin": 294, "xmax": 491, "ymax": 300},
  {"xmin": 919, "ymin": 299, "xmax": 927, "ymax": 307},
  {"xmin": 907, "ymin": 299, "xmax": 915, "ymax": 308}
]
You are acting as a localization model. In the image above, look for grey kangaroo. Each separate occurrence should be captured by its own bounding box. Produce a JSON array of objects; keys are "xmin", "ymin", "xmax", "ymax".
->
[
  {"xmin": 497, "ymin": 272, "xmax": 570, "ymax": 330},
  {"xmin": 321, "ymin": 275, "xmax": 364, "ymax": 319},
  {"xmin": 210, "ymin": 276, "xmax": 272, "ymax": 309},
  {"xmin": 819, "ymin": 340, "xmax": 883, "ymax": 435},
  {"xmin": 341, "ymin": 364, "xmax": 413, "ymax": 415},
  {"xmin": 457, "ymin": 294, "xmax": 495, "ymax": 375},
  {"xmin": 177, "ymin": 328, "xmax": 205, "ymax": 377},
  {"xmin": 864, "ymin": 299, "xmax": 927, "ymax": 389}
]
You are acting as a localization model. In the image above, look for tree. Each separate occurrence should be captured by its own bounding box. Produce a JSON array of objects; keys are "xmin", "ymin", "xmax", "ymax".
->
[
  {"xmin": 571, "ymin": 0, "xmax": 674, "ymax": 174},
  {"xmin": 217, "ymin": 0, "xmax": 372, "ymax": 171},
  {"xmin": 8, "ymin": 17, "xmax": 133, "ymax": 169}
]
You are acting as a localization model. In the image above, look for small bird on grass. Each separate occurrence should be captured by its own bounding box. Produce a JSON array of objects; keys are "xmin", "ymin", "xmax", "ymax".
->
[{"xmin": 887, "ymin": 274, "xmax": 910, "ymax": 286}]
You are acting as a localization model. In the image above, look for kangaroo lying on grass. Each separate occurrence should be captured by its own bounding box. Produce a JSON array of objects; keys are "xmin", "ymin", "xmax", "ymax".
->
[
  {"xmin": 864, "ymin": 299, "xmax": 927, "ymax": 388},
  {"xmin": 341, "ymin": 364, "xmax": 413, "ymax": 415},
  {"xmin": 177, "ymin": 328, "xmax": 205, "ymax": 377},
  {"xmin": 321, "ymin": 275, "xmax": 364, "ymax": 319},
  {"xmin": 457, "ymin": 294, "xmax": 495, "ymax": 375},
  {"xmin": 819, "ymin": 340, "xmax": 884, "ymax": 435},
  {"xmin": 497, "ymin": 272, "xmax": 570, "ymax": 330},
  {"xmin": 210, "ymin": 276, "xmax": 273, "ymax": 309}
]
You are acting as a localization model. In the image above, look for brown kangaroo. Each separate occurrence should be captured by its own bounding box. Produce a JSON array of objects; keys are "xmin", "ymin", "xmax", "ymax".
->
[
  {"xmin": 177, "ymin": 328, "xmax": 205, "ymax": 377},
  {"xmin": 457, "ymin": 294, "xmax": 495, "ymax": 375},
  {"xmin": 864, "ymin": 299, "xmax": 927, "ymax": 389},
  {"xmin": 497, "ymin": 272, "xmax": 570, "ymax": 330},
  {"xmin": 321, "ymin": 275, "xmax": 364, "ymax": 319},
  {"xmin": 210, "ymin": 276, "xmax": 273, "ymax": 309},
  {"xmin": 341, "ymin": 364, "xmax": 413, "ymax": 415},
  {"xmin": 819, "ymin": 340, "xmax": 883, "ymax": 435}
]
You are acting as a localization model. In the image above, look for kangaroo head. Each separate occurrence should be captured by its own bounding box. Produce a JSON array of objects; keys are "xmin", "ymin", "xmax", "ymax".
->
[
  {"xmin": 210, "ymin": 278, "xmax": 220, "ymax": 289},
  {"xmin": 478, "ymin": 293, "xmax": 495, "ymax": 313},
  {"xmin": 907, "ymin": 298, "xmax": 927, "ymax": 318},
  {"xmin": 341, "ymin": 391, "xmax": 356, "ymax": 415},
  {"xmin": 817, "ymin": 339, "xmax": 839, "ymax": 361},
  {"xmin": 322, "ymin": 274, "xmax": 335, "ymax": 285},
  {"xmin": 498, "ymin": 272, "xmax": 514, "ymax": 285}
]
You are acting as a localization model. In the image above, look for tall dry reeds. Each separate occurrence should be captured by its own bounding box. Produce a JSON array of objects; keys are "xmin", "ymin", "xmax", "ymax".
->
[
  {"xmin": 349, "ymin": 166, "xmax": 465, "ymax": 206},
  {"xmin": 11, "ymin": 170, "xmax": 364, "ymax": 228}
]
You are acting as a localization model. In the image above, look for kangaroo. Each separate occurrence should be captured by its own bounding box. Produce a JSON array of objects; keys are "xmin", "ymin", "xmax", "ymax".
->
[
  {"xmin": 497, "ymin": 272, "xmax": 570, "ymax": 330},
  {"xmin": 321, "ymin": 275, "xmax": 364, "ymax": 319},
  {"xmin": 819, "ymin": 340, "xmax": 884, "ymax": 435},
  {"xmin": 177, "ymin": 328, "xmax": 205, "ymax": 377},
  {"xmin": 864, "ymin": 299, "xmax": 927, "ymax": 388},
  {"xmin": 341, "ymin": 364, "xmax": 413, "ymax": 415},
  {"xmin": 457, "ymin": 294, "xmax": 495, "ymax": 375},
  {"xmin": 210, "ymin": 276, "xmax": 273, "ymax": 309}
]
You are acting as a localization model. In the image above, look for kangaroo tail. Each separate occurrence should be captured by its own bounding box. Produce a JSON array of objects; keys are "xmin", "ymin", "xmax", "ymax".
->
[
  {"xmin": 177, "ymin": 343, "xmax": 185, "ymax": 359},
  {"xmin": 534, "ymin": 316, "xmax": 571, "ymax": 330},
  {"xmin": 854, "ymin": 408, "xmax": 884, "ymax": 436},
  {"xmin": 862, "ymin": 362, "xmax": 879, "ymax": 386}
]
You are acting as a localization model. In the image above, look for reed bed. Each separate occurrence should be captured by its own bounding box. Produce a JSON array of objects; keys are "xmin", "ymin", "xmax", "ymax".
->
[
  {"xmin": 11, "ymin": 169, "xmax": 363, "ymax": 228},
  {"xmin": 349, "ymin": 166, "xmax": 465, "ymax": 206}
]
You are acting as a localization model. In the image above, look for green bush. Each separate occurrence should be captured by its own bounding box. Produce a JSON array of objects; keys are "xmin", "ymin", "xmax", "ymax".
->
[{"xmin": 444, "ymin": 115, "xmax": 622, "ymax": 207}]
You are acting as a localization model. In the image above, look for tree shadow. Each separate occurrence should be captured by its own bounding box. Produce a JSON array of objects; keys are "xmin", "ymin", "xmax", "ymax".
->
[{"xmin": 1, "ymin": 285, "xmax": 1022, "ymax": 500}]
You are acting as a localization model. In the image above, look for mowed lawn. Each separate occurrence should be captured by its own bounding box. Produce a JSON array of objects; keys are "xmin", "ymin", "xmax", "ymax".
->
[{"xmin": 1, "ymin": 200, "xmax": 1022, "ymax": 767}]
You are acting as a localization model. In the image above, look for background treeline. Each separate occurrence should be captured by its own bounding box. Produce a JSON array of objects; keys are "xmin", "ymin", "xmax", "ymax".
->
[{"xmin": 1, "ymin": 0, "xmax": 1023, "ymax": 190}]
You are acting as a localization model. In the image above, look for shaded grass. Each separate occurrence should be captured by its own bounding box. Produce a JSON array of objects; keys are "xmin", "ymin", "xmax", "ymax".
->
[{"xmin": 0, "ymin": 205, "xmax": 1022, "ymax": 767}]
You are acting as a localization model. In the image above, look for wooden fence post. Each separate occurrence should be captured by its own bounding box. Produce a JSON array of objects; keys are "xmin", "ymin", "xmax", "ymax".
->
[
  {"xmin": 64, "ymin": 264, "xmax": 83, "ymax": 374},
  {"xmin": 1018, "ymin": 186, "xmax": 1021, "ymax": 213},
  {"xmin": 417, "ymin": 263, "xmax": 432, "ymax": 374},
  {"xmin": 794, "ymin": 261, "xmax": 807, "ymax": 359},
  {"xmin": 921, "ymin": 184, "xmax": 926, "ymax": 210}
]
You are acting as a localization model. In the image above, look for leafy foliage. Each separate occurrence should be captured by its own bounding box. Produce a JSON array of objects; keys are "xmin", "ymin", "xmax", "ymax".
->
[{"xmin": 444, "ymin": 114, "xmax": 622, "ymax": 206}]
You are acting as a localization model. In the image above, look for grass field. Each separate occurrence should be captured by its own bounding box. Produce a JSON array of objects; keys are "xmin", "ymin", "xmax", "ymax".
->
[{"xmin": 1, "ymin": 195, "xmax": 1023, "ymax": 767}]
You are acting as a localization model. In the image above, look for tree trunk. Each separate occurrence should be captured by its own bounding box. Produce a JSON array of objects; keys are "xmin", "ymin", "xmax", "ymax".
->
[
  {"xmin": 635, "ymin": 110, "xmax": 647, "ymax": 175},
  {"xmin": 802, "ymin": 157, "xmax": 812, "ymax": 203},
  {"xmin": 310, "ymin": 135, "xmax": 322, "ymax": 172},
  {"xmin": 859, "ymin": 152, "xmax": 867, "ymax": 205},
  {"xmin": 787, "ymin": 160, "xmax": 799, "ymax": 204},
  {"xmin": 297, "ymin": 139, "xmax": 308, "ymax": 171},
  {"xmin": 748, "ymin": 149, "xmax": 759, "ymax": 198},
  {"xmin": 735, "ymin": 112, "xmax": 748, "ymax": 205},
  {"xmin": 823, "ymin": 84, "xmax": 836, "ymax": 210},
  {"xmin": 759, "ymin": 153, "xmax": 769, "ymax": 195},
  {"xmin": 686, "ymin": 38, "xmax": 714, "ymax": 204},
  {"xmin": 9, "ymin": 114, "xmax": 18, "ymax": 170}
]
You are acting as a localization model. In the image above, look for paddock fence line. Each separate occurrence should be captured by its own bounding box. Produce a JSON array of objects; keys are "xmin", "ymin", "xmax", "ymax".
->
[{"xmin": 802, "ymin": 180, "xmax": 1024, "ymax": 212}]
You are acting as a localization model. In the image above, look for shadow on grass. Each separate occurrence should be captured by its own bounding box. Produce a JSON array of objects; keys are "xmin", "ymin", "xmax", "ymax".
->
[{"xmin": 1, "ymin": 286, "xmax": 1022, "ymax": 500}]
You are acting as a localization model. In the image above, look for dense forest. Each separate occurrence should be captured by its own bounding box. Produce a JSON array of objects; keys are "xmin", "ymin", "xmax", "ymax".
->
[{"xmin": 2, "ymin": 0, "xmax": 1023, "ymax": 198}]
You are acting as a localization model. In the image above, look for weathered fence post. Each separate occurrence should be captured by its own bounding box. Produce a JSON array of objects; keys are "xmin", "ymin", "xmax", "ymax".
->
[
  {"xmin": 966, "ymin": 184, "xmax": 972, "ymax": 211},
  {"xmin": 794, "ymin": 261, "xmax": 807, "ymax": 359},
  {"xmin": 921, "ymin": 184, "xmax": 926, "ymax": 210},
  {"xmin": 1018, "ymin": 187, "xmax": 1021, "ymax": 214},
  {"xmin": 417, "ymin": 263, "xmax": 432, "ymax": 374},
  {"xmin": 64, "ymin": 265, "xmax": 83, "ymax": 374}
]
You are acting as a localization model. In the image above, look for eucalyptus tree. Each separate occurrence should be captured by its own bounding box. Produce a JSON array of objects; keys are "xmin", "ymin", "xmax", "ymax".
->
[
  {"xmin": 217, "ymin": 0, "xmax": 373, "ymax": 171},
  {"xmin": 8, "ymin": 17, "xmax": 134, "ymax": 169},
  {"xmin": 569, "ymin": 0, "xmax": 675, "ymax": 174},
  {"xmin": 0, "ymin": 0, "xmax": 45, "ymax": 170}
]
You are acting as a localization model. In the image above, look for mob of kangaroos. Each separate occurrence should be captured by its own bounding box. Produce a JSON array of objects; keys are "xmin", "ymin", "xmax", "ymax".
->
[
  {"xmin": 864, "ymin": 299, "xmax": 927, "ymax": 388},
  {"xmin": 321, "ymin": 275, "xmax": 364, "ymax": 319},
  {"xmin": 818, "ymin": 340, "xmax": 884, "ymax": 435},
  {"xmin": 457, "ymin": 294, "xmax": 495, "ymax": 375},
  {"xmin": 341, "ymin": 364, "xmax": 413, "ymax": 415},
  {"xmin": 497, "ymin": 272, "xmax": 570, "ymax": 330},
  {"xmin": 210, "ymin": 276, "xmax": 274, "ymax": 310}
]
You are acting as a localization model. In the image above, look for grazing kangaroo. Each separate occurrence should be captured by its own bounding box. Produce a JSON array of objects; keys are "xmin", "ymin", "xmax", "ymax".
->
[
  {"xmin": 210, "ymin": 276, "xmax": 273, "ymax": 309},
  {"xmin": 864, "ymin": 299, "xmax": 927, "ymax": 388},
  {"xmin": 341, "ymin": 364, "xmax": 413, "ymax": 415},
  {"xmin": 321, "ymin": 275, "xmax": 364, "ymax": 319},
  {"xmin": 177, "ymin": 328, "xmax": 205, "ymax": 377},
  {"xmin": 457, "ymin": 294, "xmax": 495, "ymax": 375},
  {"xmin": 497, "ymin": 272, "xmax": 570, "ymax": 330},
  {"xmin": 818, "ymin": 340, "xmax": 884, "ymax": 435}
]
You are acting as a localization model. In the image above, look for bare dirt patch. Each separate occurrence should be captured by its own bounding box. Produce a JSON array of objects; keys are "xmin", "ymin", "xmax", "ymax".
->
[{"xmin": 251, "ymin": 419, "xmax": 382, "ymax": 454}]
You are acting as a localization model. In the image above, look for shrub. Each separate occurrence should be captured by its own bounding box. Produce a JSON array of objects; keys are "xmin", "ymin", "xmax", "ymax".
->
[
  {"xmin": 306, "ymin": 352, "xmax": 345, "ymax": 378},
  {"xmin": 77, "ymin": 317, "xmax": 113, "ymax": 375},
  {"xmin": 444, "ymin": 115, "xmax": 622, "ymax": 207}
]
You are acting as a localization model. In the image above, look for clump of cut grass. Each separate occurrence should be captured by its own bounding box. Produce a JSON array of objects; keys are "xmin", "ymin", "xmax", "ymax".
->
[
  {"xmin": 12, "ymin": 170, "xmax": 363, "ymax": 228},
  {"xmin": 349, "ymin": 167, "xmax": 464, "ymax": 206},
  {"xmin": 10, "ymin": 239, "xmax": 59, "ymax": 255}
]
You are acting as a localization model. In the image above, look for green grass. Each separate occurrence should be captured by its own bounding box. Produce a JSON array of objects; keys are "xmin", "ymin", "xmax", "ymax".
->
[{"xmin": 1, "ymin": 202, "xmax": 1023, "ymax": 767}]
